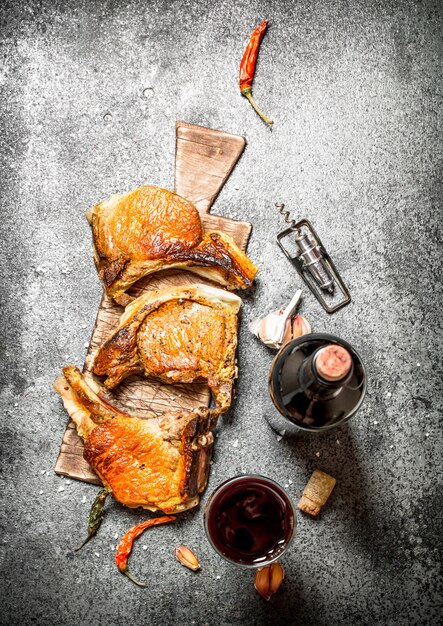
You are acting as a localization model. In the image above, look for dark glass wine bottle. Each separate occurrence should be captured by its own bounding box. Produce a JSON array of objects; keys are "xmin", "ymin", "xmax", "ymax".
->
[{"xmin": 268, "ymin": 333, "xmax": 366, "ymax": 433}]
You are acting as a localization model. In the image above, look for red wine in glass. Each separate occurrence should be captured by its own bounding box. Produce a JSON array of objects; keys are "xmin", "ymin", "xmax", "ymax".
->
[{"xmin": 204, "ymin": 475, "xmax": 295, "ymax": 567}]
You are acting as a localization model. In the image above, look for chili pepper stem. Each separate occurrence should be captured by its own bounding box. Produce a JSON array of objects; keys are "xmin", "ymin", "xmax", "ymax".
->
[
  {"xmin": 241, "ymin": 88, "xmax": 273, "ymax": 125},
  {"xmin": 119, "ymin": 566, "xmax": 146, "ymax": 588}
]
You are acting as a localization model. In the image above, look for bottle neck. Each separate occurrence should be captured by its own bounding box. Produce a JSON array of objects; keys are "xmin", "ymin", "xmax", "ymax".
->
[{"xmin": 299, "ymin": 345, "xmax": 353, "ymax": 400}]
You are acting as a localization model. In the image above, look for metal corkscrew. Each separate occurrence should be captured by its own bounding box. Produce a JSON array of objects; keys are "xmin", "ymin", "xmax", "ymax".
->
[{"xmin": 275, "ymin": 203, "xmax": 351, "ymax": 313}]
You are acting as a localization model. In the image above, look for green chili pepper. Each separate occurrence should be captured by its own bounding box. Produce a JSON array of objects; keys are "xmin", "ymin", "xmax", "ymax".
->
[{"xmin": 75, "ymin": 486, "xmax": 112, "ymax": 552}]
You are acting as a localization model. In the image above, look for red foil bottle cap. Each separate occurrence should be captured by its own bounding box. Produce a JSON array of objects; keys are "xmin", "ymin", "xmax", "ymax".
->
[{"xmin": 315, "ymin": 344, "xmax": 352, "ymax": 382}]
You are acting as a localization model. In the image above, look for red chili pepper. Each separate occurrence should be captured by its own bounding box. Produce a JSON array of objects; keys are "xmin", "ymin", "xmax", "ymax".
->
[
  {"xmin": 115, "ymin": 515, "xmax": 176, "ymax": 587},
  {"xmin": 239, "ymin": 19, "xmax": 273, "ymax": 125}
]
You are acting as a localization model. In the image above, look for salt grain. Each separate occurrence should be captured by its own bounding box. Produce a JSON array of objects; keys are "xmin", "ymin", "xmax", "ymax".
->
[
  {"xmin": 40, "ymin": 470, "xmax": 46, "ymax": 475},
  {"xmin": 389, "ymin": 445, "xmax": 394, "ymax": 449},
  {"xmin": 232, "ymin": 440, "xmax": 239, "ymax": 448},
  {"xmin": 81, "ymin": 496, "xmax": 87, "ymax": 504},
  {"xmin": 387, "ymin": 392, "xmax": 392, "ymax": 398},
  {"xmin": 276, "ymin": 435, "xmax": 283, "ymax": 442},
  {"xmin": 39, "ymin": 490, "xmax": 44, "ymax": 495},
  {"xmin": 84, "ymin": 343, "xmax": 89, "ymax": 349},
  {"xmin": 58, "ymin": 486, "xmax": 65, "ymax": 492},
  {"xmin": 142, "ymin": 545, "xmax": 148, "ymax": 551},
  {"xmin": 373, "ymin": 421, "xmax": 379, "ymax": 425},
  {"xmin": 336, "ymin": 439, "xmax": 340, "ymax": 445},
  {"xmin": 66, "ymin": 480, "xmax": 72, "ymax": 485},
  {"xmin": 425, "ymin": 433, "xmax": 429, "ymax": 437},
  {"xmin": 216, "ymin": 575, "xmax": 221, "ymax": 580},
  {"xmin": 315, "ymin": 452, "xmax": 320, "ymax": 457},
  {"xmin": 94, "ymin": 552, "xmax": 100, "ymax": 558}
]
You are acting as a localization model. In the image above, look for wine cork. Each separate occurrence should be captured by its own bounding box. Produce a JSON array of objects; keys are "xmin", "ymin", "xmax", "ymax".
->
[
  {"xmin": 315, "ymin": 344, "xmax": 352, "ymax": 382},
  {"xmin": 297, "ymin": 470, "xmax": 336, "ymax": 516}
]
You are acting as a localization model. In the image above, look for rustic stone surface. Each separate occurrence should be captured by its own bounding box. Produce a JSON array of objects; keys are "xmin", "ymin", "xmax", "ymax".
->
[{"xmin": 0, "ymin": 1, "xmax": 442, "ymax": 624}]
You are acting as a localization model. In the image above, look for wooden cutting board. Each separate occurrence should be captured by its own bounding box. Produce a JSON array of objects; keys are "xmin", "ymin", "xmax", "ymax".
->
[{"xmin": 55, "ymin": 121, "xmax": 252, "ymax": 484}]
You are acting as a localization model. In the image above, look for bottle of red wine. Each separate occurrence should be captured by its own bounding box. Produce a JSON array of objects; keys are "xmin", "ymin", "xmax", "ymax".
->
[{"xmin": 268, "ymin": 334, "xmax": 366, "ymax": 433}]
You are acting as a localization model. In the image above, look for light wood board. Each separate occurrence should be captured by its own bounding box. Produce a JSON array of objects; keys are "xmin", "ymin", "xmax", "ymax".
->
[{"xmin": 55, "ymin": 121, "xmax": 251, "ymax": 484}]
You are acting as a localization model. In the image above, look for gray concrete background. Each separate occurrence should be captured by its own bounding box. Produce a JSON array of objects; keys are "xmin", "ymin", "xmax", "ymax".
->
[{"xmin": 0, "ymin": 0, "xmax": 442, "ymax": 624}]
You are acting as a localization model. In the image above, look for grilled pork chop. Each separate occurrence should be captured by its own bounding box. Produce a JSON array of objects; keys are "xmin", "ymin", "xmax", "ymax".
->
[
  {"xmin": 87, "ymin": 185, "xmax": 258, "ymax": 304},
  {"xmin": 54, "ymin": 366, "xmax": 217, "ymax": 513},
  {"xmin": 92, "ymin": 284, "xmax": 241, "ymax": 413}
]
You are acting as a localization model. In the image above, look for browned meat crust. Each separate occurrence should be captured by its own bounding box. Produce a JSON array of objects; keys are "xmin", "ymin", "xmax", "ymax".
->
[
  {"xmin": 92, "ymin": 284, "xmax": 241, "ymax": 413},
  {"xmin": 54, "ymin": 366, "xmax": 217, "ymax": 513},
  {"xmin": 87, "ymin": 185, "xmax": 257, "ymax": 303}
]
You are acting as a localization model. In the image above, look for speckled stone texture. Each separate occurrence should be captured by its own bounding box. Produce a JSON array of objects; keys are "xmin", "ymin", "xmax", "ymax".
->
[{"xmin": 0, "ymin": 0, "xmax": 442, "ymax": 624}]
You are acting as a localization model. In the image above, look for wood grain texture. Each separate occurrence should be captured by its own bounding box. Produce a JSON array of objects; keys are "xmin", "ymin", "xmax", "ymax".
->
[
  {"xmin": 175, "ymin": 121, "xmax": 246, "ymax": 213},
  {"xmin": 55, "ymin": 122, "xmax": 252, "ymax": 484}
]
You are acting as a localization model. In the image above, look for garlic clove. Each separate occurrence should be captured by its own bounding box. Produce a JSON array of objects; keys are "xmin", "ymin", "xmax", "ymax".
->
[
  {"xmin": 293, "ymin": 313, "xmax": 311, "ymax": 337},
  {"xmin": 281, "ymin": 314, "xmax": 312, "ymax": 346},
  {"xmin": 249, "ymin": 290, "xmax": 310, "ymax": 350},
  {"xmin": 251, "ymin": 311, "xmax": 311, "ymax": 349},
  {"xmin": 255, "ymin": 566, "xmax": 271, "ymax": 600},
  {"xmin": 254, "ymin": 561, "xmax": 285, "ymax": 600},
  {"xmin": 259, "ymin": 312, "xmax": 284, "ymax": 347},
  {"xmin": 249, "ymin": 311, "xmax": 282, "ymax": 349},
  {"xmin": 248, "ymin": 318, "xmax": 262, "ymax": 337},
  {"xmin": 269, "ymin": 560, "xmax": 285, "ymax": 594},
  {"xmin": 175, "ymin": 545, "xmax": 200, "ymax": 571}
]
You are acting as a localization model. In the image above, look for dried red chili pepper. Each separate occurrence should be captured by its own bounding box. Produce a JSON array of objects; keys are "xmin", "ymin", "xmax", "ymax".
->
[
  {"xmin": 115, "ymin": 515, "xmax": 176, "ymax": 587},
  {"xmin": 239, "ymin": 19, "xmax": 273, "ymax": 125}
]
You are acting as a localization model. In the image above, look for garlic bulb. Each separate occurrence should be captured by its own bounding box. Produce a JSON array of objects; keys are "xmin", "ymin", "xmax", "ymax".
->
[{"xmin": 249, "ymin": 290, "xmax": 311, "ymax": 349}]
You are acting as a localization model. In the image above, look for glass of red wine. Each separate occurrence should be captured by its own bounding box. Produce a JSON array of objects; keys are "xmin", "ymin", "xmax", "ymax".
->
[{"xmin": 204, "ymin": 474, "xmax": 296, "ymax": 568}]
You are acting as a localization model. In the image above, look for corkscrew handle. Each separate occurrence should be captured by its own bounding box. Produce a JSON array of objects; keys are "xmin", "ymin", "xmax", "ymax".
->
[
  {"xmin": 292, "ymin": 229, "xmax": 335, "ymax": 293},
  {"xmin": 275, "ymin": 207, "xmax": 351, "ymax": 314},
  {"xmin": 276, "ymin": 203, "xmax": 335, "ymax": 293}
]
